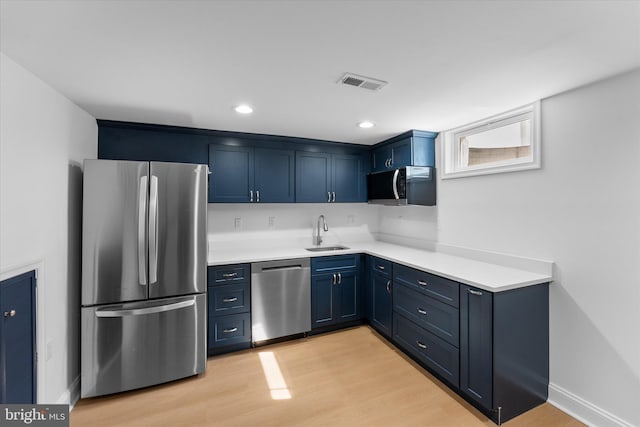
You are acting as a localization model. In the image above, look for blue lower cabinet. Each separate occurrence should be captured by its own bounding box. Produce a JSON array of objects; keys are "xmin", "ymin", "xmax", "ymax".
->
[
  {"xmin": 0, "ymin": 271, "xmax": 36, "ymax": 404},
  {"xmin": 460, "ymin": 283, "xmax": 549, "ymax": 424},
  {"xmin": 207, "ymin": 265, "xmax": 251, "ymax": 355},
  {"xmin": 209, "ymin": 313, "xmax": 251, "ymax": 349},
  {"xmin": 370, "ymin": 270, "xmax": 392, "ymax": 338},
  {"xmin": 311, "ymin": 255, "xmax": 362, "ymax": 329},
  {"xmin": 393, "ymin": 313, "xmax": 459, "ymax": 388}
]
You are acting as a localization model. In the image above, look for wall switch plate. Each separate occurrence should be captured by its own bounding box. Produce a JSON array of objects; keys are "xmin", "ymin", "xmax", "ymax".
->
[{"xmin": 234, "ymin": 217, "xmax": 242, "ymax": 231}]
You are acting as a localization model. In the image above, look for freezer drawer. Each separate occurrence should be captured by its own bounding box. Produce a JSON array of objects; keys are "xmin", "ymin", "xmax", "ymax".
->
[{"xmin": 81, "ymin": 294, "xmax": 206, "ymax": 398}]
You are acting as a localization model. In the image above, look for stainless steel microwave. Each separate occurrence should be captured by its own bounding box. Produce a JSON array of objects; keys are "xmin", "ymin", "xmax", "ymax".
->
[{"xmin": 367, "ymin": 166, "xmax": 436, "ymax": 206}]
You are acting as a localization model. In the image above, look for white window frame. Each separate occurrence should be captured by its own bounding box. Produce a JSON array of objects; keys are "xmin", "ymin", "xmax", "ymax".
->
[{"xmin": 441, "ymin": 101, "xmax": 541, "ymax": 179}]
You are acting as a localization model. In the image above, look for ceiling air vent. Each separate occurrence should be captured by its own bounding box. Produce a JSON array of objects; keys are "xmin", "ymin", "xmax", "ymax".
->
[{"xmin": 338, "ymin": 73, "xmax": 387, "ymax": 91}]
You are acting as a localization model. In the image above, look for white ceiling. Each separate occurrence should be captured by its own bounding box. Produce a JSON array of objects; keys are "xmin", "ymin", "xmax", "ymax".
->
[{"xmin": 1, "ymin": 0, "xmax": 639, "ymax": 145}]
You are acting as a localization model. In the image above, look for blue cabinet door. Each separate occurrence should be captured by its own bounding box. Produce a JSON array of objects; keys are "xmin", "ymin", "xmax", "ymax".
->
[
  {"xmin": 460, "ymin": 284, "xmax": 493, "ymax": 411},
  {"xmin": 337, "ymin": 270, "xmax": 360, "ymax": 321},
  {"xmin": 0, "ymin": 271, "xmax": 36, "ymax": 404},
  {"xmin": 311, "ymin": 274, "xmax": 335, "ymax": 328},
  {"xmin": 332, "ymin": 154, "xmax": 366, "ymax": 202},
  {"xmin": 371, "ymin": 145, "xmax": 392, "ymax": 172},
  {"xmin": 209, "ymin": 145, "xmax": 254, "ymax": 202},
  {"xmin": 390, "ymin": 138, "xmax": 412, "ymax": 168},
  {"xmin": 254, "ymin": 148, "xmax": 295, "ymax": 203},
  {"xmin": 371, "ymin": 271, "xmax": 392, "ymax": 338},
  {"xmin": 295, "ymin": 152, "xmax": 331, "ymax": 203}
]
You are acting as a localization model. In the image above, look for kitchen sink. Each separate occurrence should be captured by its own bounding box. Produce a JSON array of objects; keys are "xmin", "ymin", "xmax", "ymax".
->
[{"xmin": 305, "ymin": 245, "xmax": 350, "ymax": 252}]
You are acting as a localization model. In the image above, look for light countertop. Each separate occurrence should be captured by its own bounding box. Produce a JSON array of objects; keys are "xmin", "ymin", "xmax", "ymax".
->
[{"xmin": 208, "ymin": 240, "xmax": 552, "ymax": 292}]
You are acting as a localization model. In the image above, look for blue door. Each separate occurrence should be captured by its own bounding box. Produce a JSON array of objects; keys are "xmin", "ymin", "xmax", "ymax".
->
[
  {"xmin": 311, "ymin": 274, "xmax": 335, "ymax": 328},
  {"xmin": 209, "ymin": 145, "xmax": 254, "ymax": 202},
  {"xmin": 332, "ymin": 154, "xmax": 366, "ymax": 202},
  {"xmin": 0, "ymin": 271, "xmax": 36, "ymax": 404},
  {"xmin": 371, "ymin": 271, "xmax": 392, "ymax": 337},
  {"xmin": 460, "ymin": 284, "xmax": 493, "ymax": 410},
  {"xmin": 390, "ymin": 138, "xmax": 412, "ymax": 168},
  {"xmin": 295, "ymin": 152, "xmax": 331, "ymax": 203},
  {"xmin": 254, "ymin": 148, "xmax": 295, "ymax": 203}
]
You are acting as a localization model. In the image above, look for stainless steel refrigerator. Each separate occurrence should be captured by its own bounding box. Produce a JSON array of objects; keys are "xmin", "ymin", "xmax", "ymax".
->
[{"xmin": 80, "ymin": 159, "xmax": 207, "ymax": 398}]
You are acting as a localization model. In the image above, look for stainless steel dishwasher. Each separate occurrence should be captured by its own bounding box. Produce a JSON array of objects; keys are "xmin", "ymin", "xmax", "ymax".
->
[{"xmin": 251, "ymin": 258, "xmax": 311, "ymax": 343}]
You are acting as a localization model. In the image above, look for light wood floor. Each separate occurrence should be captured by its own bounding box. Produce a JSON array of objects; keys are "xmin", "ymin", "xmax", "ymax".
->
[{"xmin": 71, "ymin": 326, "xmax": 582, "ymax": 427}]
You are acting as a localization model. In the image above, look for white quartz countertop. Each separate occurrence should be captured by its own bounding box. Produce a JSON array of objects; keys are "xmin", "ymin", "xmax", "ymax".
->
[{"xmin": 208, "ymin": 240, "xmax": 552, "ymax": 292}]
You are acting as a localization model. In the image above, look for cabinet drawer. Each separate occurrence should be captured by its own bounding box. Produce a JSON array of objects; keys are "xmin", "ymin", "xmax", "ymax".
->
[
  {"xmin": 394, "ymin": 264, "xmax": 459, "ymax": 308},
  {"xmin": 312, "ymin": 255, "xmax": 359, "ymax": 274},
  {"xmin": 208, "ymin": 283, "xmax": 250, "ymax": 316},
  {"xmin": 370, "ymin": 257, "xmax": 392, "ymax": 278},
  {"xmin": 208, "ymin": 264, "xmax": 250, "ymax": 285},
  {"xmin": 394, "ymin": 283, "xmax": 459, "ymax": 347},
  {"xmin": 209, "ymin": 313, "xmax": 251, "ymax": 348},
  {"xmin": 393, "ymin": 313, "xmax": 459, "ymax": 388}
]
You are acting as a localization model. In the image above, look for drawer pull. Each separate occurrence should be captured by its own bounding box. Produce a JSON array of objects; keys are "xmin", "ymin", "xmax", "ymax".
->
[
  {"xmin": 416, "ymin": 340, "xmax": 427, "ymax": 350},
  {"xmin": 223, "ymin": 327, "xmax": 238, "ymax": 333},
  {"xmin": 468, "ymin": 289, "xmax": 483, "ymax": 296},
  {"xmin": 222, "ymin": 272, "xmax": 238, "ymax": 278},
  {"xmin": 417, "ymin": 308, "xmax": 427, "ymax": 315},
  {"xmin": 417, "ymin": 280, "xmax": 428, "ymax": 286},
  {"xmin": 223, "ymin": 297, "xmax": 238, "ymax": 303},
  {"xmin": 376, "ymin": 265, "xmax": 385, "ymax": 271},
  {"xmin": 4, "ymin": 309, "xmax": 16, "ymax": 318}
]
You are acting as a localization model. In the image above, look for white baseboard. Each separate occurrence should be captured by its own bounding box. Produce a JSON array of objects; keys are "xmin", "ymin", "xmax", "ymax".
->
[
  {"xmin": 548, "ymin": 382, "xmax": 633, "ymax": 427},
  {"xmin": 56, "ymin": 376, "xmax": 80, "ymax": 410}
]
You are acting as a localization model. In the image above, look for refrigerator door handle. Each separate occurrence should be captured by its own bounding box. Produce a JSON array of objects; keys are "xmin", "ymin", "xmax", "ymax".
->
[
  {"xmin": 149, "ymin": 175, "xmax": 159, "ymax": 284},
  {"xmin": 95, "ymin": 299, "xmax": 195, "ymax": 318},
  {"xmin": 138, "ymin": 175, "xmax": 148, "ymax": 285}
]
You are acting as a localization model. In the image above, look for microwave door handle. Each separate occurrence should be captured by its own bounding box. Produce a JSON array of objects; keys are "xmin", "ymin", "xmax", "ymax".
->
[{"xmin": 392, "ymin": 169, "xmax": 400, "ymax": 199}]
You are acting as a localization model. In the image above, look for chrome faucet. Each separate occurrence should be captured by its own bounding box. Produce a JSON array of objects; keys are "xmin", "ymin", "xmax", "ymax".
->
[{"xmin": 314, "ymin": 215, "xmax": 328, "ymax": 246}]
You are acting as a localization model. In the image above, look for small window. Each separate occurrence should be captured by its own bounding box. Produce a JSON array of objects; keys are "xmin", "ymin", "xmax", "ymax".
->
[{"xmin": 442, "ymin": 101, "xmax": 540, "ymax": 179}]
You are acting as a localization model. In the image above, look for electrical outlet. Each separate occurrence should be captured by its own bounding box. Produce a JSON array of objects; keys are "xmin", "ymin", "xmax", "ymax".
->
[
  {"xmin": 268, "ymin": 216, "xmax": 276, "ymax": 229},
  {"xmin": 347, "ymin": 214, "xmax": 355, "ymax": 224},
  {"xmin": 234, "ymin": 217, "xmax": 242, "ymax": 231}
]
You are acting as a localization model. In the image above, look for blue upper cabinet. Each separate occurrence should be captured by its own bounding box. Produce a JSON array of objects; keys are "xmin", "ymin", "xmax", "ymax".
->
[
  {"xmin": 254, "ymin": 148, "xmax": 295, "ymax": 203},
  {"xmin": 209, "ymin": 145, "xmax": 254, "ymax": 203},
  {"xmin": 296, "ymin": 152, "xmax": 367, "ymax": 203},
  {"xmin": 371, "ymin": 130, "xmax": 437, "ymax": 173},
  {"xmin": 295, "ymin": 152, "xmax": 331, "ymax": 203},
  {"xmin": 209, "ymin": 144, "xmax": 295, "ymax": 203}
]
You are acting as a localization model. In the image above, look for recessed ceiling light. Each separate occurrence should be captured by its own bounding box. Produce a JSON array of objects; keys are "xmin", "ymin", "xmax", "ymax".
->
[
  {"xmin": 358, "ymin": 121, "xmax": 375, "ymax": 129},
  {"xmin": 234, "ymin": 104, "xmax": 253, "ymax": 114}
]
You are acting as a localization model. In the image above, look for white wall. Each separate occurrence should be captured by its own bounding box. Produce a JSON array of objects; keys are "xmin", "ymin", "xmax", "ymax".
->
[
  {"xmin": 380, "ymin": 69, "xmax": 640, "ymax": 426},
  {"xmin": 0, "ymin": 53, "xmax": 97, "ymax": 404}
]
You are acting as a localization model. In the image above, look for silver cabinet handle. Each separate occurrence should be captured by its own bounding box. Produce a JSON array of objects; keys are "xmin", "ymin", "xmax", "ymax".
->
[
  {"xmin": 223, "ymin": 297, "xmax": 238, "ymax": 303},
  {"xmin": 376, "ymin": 265, "xmax": 385, "ymax": 271},
  {"xmin": 332, "ymin": 192, "xmax": 336, "ymax": 203},
  {"xmin": 469, "ymin": 289, "xmax": 483, "ymax": 296},
  {"xmin": 332, "ymin": 273, "xmax": 337, "ymax": 285},
  {"xmin": 4, "ymin": 309, "xmax": 16, "ymax": 318},
  {"xmin": 223, "ymin": 327, "xmax": 238, "ymax": 333},
  {"xmin": 386, "ymin": 280, "xmax": 391, "ymax": 294},
  {"xmin": 337, "ymin": 272, "xmax": 342, "ymax": 284},
  {"xmin": 138, "ymin": 175, "xmax": 148, "ymax": 286},
  {"xmin": 148, "ymin": 175, "xmax": 159, "ymax": 285},
  {"xmin": 327, "ymin": 192, "xmax": 331, "ymax": 203},
  {"xmin": 417, "ymin": 280, "xmax": 427, "ymax": 286},
  {"xmin": 222, "ymin": 272, "xmax": 238, "ymax": 278},
  {"xmin": 417, "ymin": 308, "xmax": 427, "ymax": 315},
  {"xmin": 416, "ymin": 340, "xmax": 427, "ymax": 349},
  {"xmin": 250, "ymin": 190, "xmax": 253, "ymax": 202},
  {"xmin": 256, "ymin": 190, "xmax": 260, "ymax": 202}
]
